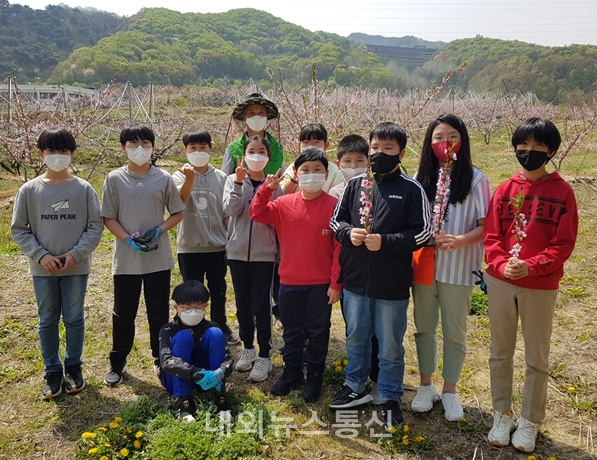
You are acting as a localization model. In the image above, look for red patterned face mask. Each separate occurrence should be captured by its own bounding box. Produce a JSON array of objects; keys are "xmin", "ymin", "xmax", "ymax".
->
[{"xmin": 431, "ymin": 141, "xmax": 461, "ymax": 163}]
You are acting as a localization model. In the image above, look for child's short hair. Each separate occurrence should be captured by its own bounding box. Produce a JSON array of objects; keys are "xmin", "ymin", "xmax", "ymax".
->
[
  {"xmin": 37, "ymin": 129, "xmax": 76, "ymax": 152},
  {"xmin": 172, "ymin": 280, "xmax": 210, "ymax": 305},
  {"xmin": 337, "ymin": 134, "xmax": 369, "ymax": 160},
  {"xmin": 120, "ymin": 125, "xmax": 155, "ymax": 146},
  {"xmin": 511, "ymin": 117, "xmax": 561, "ymax": 154},
  {"xmin": 294, "ymin": 147, "xmax": 329, "ymax": 171},
  {"xmin": 243, "ymin": 135, "xmax": 271, "ymax": 156},
  {"xmin": 369, "ymin": 122, "xmax": 407, "ymax": 150},
  {"xmin": 182, "ymin": 130, "xmax": 212, "ymax": 147},
  {"xmin": 299, "ymin": 123, "xmax": 328, "ymax": 142}
]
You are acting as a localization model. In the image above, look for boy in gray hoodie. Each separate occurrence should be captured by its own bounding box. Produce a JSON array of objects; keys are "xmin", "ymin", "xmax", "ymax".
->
[
  {"xmin": 172, "ymin": 130, "xmax": 238, "ymax": 346},
  {"xmin": 11, "ymin": 128, "xmax": 103, "ymax": 399}
]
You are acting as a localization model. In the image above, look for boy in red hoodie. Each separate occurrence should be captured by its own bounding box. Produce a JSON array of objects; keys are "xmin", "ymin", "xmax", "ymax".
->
[
  {"xmin": 483, "ymin": 117, "xmax": 578, "ymax": 453},
  {"xmin": 250, "ymin": 148, "xmax": 342, "ymax": 402}
]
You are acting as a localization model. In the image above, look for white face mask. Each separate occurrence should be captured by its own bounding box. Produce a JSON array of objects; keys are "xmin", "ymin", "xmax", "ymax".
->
[
  {"xmin": 341, "ymin": 167, "xmax": 368, "ymax": 181},
  {"xmin": 187, "ymin": 151, "xmax": 210, "ymax": 167},
  {"xmin": 244, "ymin": 153, "xmax": 269, "ymax": 172},
  {"xmin": 126, "ymin": 145, "xmax": 153, "ymax": 166},
  {"xmin": 298, "ymin": 173, "xmax": 326, "ymax": 193},
  {"xmin": 44, "ymin": 154, "xmax": 71, "ymax": 172},
  {"xmin": 301, "ymin": 146, "xmax": 325, "ymax": 154},
  {"xmin": 179, "ymin": 309, "xmax": 204, "ymax": 326},
  {"xmin": 245, "ymin": 115, "xmax": 267, "ymax": 132}
]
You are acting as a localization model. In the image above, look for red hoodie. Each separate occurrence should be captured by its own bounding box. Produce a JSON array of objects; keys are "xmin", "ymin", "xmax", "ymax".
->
[
  {"xmin": 483, "ymin": 172, "xmax": 578, "ymax": 290},
  {"xmin": 249, "ymin": 183, "xmax": 342, "ymax": 291}
]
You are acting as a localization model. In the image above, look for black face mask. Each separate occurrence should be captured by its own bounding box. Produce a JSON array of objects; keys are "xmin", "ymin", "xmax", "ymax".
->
[
  {"xmin": 370, "ymin": 152, "xmax": 401, "ymax": 175},
  {"xmin": 515, "ymin": 149, "xmax": 549, "ymax": 171}
]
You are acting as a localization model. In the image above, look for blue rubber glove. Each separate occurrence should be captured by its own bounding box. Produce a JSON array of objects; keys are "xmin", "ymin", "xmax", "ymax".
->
[
  {"xmin": 137, "ymin": 226, "xmax": 163, "ymax": 244},
  {"xmin": 197, "ymin": 369, "xmax": 224, "ymax": 391},
  {"xmin": 125, "ymin": 237, "xmax": 145, "ymax": 253}
]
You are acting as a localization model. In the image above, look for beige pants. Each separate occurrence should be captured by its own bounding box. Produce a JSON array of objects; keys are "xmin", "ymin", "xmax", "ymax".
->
[{"xmin": 486, "ymin": 273, "xmax": 558, "ymax": 421}]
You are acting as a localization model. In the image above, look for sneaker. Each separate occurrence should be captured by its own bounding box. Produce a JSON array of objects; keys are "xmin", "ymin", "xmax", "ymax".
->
[
  {"xmin": 64, "ymin": 366, "xmax": 85, "ymax": 394},
  {"xmin": 442, "ymin": 393, "xmax": 464, "ymax": 421},
  {"xmin": 42, "ymin": 371, "xmax": 64, "ymax": 399},
  {"xmin": 302, "ymin": 370, "xmax": 323, "ymax": 402},
  {"xmin": 226, "ymin": 332, "xmax": 241, "ymax": 345},
  {"xmin": 104, "ymin": 366, "xmax": 124, "ymax": 386},
  {"xmin": 411, "ymin": 384, "xmax": 441, "ymax": 413},
  {"xmin": 214, "ymin": 393, "xmax": 232, "ymax": 424},
  {"xmin": 329, "ymin": 384, "xmax": 373, "ymax": 409},
  {"xmin": 511, "ymin": 417, "xmax": 540, "ymax": 453},
  {"xmin": 234, "ymin": 348, "xmax": 257, "ymax": 372},
  {"xmin": 249, "ymin": 357, "xmax": 272, "ymax": 382},
  {"xmin": 178, "ymin": 397, "xmax": 196, "ymax": 423},
  {"xmin": 270, "ymin": 368, "xmax": 304, "ymax": 396},
  {"xmin": 381, "ymin": 400, "xmax": 404, "ymax": 427},
  {"xmin": 488, "ymin": 410, "xmax": 515, "ymax": 447},
  {"xmin": 369, "ymin": 382, "xmax": 381, "ymax": 405}
]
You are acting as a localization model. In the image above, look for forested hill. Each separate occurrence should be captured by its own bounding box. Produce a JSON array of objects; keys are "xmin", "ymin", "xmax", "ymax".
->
[
  {"xmin": 48, "ymin": 8, "xmax": 401, "ymax": 88},
  {"xmin": 0, "ymin": 0, "xmax": 126, "ymax": 81}
]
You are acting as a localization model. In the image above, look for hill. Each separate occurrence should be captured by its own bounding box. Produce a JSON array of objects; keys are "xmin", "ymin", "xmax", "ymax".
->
[
  {"xmin": 0, "ymin": 0, "xmax": 126, "ymax": 81},
  {"xmin": 48, "ymin": 8, "xmax": 403, "ymax": 88},
  {"xmin": 348, "ymin": 32, "xmax": 445, "ymax": 49}
]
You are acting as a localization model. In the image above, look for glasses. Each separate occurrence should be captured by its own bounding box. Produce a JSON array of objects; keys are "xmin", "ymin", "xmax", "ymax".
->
[
  {"xmin": 432, "ymin": 136, "xmax": 461, "ymax": 143},
  {"xmin": 174, "ymin": 302, "xmax": 208, "ymax": 312}
]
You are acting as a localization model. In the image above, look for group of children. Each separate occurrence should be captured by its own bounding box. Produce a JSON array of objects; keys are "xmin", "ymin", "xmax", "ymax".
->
[{"xmin": 11, "ymin": 90, "xmax": 577, "ymax": 453}]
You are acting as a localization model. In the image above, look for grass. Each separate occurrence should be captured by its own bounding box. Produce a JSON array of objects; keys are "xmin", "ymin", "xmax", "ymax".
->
[{"xmin": 0, "ymin": 128, "xmax": 596, "ymax": 459}]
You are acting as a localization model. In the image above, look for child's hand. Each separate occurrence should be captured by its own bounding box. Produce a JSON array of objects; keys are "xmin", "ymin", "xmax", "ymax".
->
[
  {"xmin": 327, "ymin": 287, "xmax": 342, "ymax": 305},
  {"xmin": 56, "ymin": 253, "xmax": 75, "ymax": 270},
  {"xmin": 266, "ymin": 168, "xmax": 283, "ymax": 189},
  {"xmin": 504, "ymin": 259, "xmax": 529, "ymax": 280},
  {"xmin": 364, "ymin": 233, "xmax": 382, "ymax": 251},
  {"xmin": 435, "ymin": 232, "xmax": 460, "ymax": 252},
  {"xmin": 179, "ymin": 165, "xmax": 196, "ymax": 180},
  {"xmin": 235, "ymin": 156, "xmax": 247, "ymax": 183},
  {"xmin": 350, "ymin": 228, "xmax": 368, "ymax": 246},
  {"xmin": 39, "ymin": 254, "xmax": 63, "ymax": 273},
  {"xmin": 196, "ymin": 369, "xmax": 223, "ymax": 391},
  {"xmin": 125, "ymin": 236, "xmax": 157, "ymax": 253}
]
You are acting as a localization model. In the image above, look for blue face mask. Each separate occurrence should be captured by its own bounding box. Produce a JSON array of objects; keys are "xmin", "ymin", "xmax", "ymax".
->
[{"xmin": 515, "ymin": 149, "xmax": 549, "ymax": 171}]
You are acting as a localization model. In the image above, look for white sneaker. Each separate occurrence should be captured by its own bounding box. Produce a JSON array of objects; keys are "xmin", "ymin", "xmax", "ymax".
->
[
  {"xmin": 219, "ymin": 410, "xmax": 232, "ymax": 424},
  {"xmin": 488, "ymin": 410, "xmax": 515, "ymax": 447},
  {"xmin": 369, "ymin": 382, "xmax": 381, "ymax": 405},
  {"xmin": 249, "ymin": 357, "xmax": 272, "ymax": 382},
  {"xmin": 411, "ymin": 384, "xmax": 441, "ymax": 412},
  {"xmin": 441, "ymin": 393, "xmax": 464, "ymax": 421},
  {"xmin": 234, "ymin": 348, "xmax": 257, "ymax": 372},
  {"xmin": 511, "ymin": 417, "xmax": 540, "ymax": 453},
  {"xmin": 180, "ymin": 411, "xmax": 196, "ymax": 423}
]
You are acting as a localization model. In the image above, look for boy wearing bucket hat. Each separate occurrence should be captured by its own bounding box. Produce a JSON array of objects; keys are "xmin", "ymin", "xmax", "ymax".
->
[{"xmin": 222, "ymin": 93, "xmax": 284, "ymax": 176}]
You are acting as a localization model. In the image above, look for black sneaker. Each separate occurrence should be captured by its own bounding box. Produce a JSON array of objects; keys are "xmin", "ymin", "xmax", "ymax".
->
[
  {"xmin": 104, "ymin": 365, "xmax": 124, "ymax": 386},
  {"xmin": 381, "ymin": 400, "xmax": 404, "ymax": 427},
  {"xmin": 214, "ymin": 392, "xmax": 232, "ymax": 424},
  {"xmin": 42, "ymin": 371, "xmax": 64, "ymax": 400},
  {"xmin": 64, "ymin": 366, "xmax": 85, "ymax": 394},
  {"xmin": 177, "ymin": 397, "xmax": 196, "ymax": 423},
  {"xmin": 270, "ymin": 368, "xmax": 304, "ymax": 396},
  {"xmin": 302, "ymin": 370, "xmax": 323, "ymax": 402},
  {"xmin": 329, "ymin": 384, "xmax": 373, "ymax": 409}
]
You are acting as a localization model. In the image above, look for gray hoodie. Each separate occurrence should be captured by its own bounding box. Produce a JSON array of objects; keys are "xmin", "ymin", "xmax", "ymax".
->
[
  {"xmin": 223, "ymin": 174, "xmax": 282, "ymax": 262},
  {"xmin": 172, "ymin": 164, "xmax": 228, "ymax": 253}
]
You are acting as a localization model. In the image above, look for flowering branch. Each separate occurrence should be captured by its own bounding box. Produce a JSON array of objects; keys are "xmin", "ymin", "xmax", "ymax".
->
[
  {"xmin": 431, "ymin": 146, "xmax": 458, "ymax": 237},
  {"xmin": 509, "ymin": 187, "xmax": 527, "ymax": 262},
  {"xmin": 358, "ymin": 167, "xmax": 375, "ymax": 231}
]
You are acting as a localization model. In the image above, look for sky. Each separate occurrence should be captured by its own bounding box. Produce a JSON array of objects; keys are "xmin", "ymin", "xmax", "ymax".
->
[{"xmin": 13, "ymin": 0, "xmax": 597, "ymax": 47}]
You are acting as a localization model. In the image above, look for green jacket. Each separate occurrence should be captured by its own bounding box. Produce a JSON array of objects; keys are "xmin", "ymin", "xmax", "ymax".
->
[{"xmin": 227, "ymin": 132, "xmax": 284, "ymax": 175}]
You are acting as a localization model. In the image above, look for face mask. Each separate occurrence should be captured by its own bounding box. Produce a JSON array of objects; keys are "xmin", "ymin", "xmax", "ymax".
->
[
  {"xmin": 341, "ymin": 167, "xmax": 368, "ymax": 181},
  {"xmin": 244, "ymin": 153, "xmax": 269, "ymax": 171},
  {"xmin": 245, "ymin": 115, "xmax": 267, "ymax": 132},
  {"xmin": 431, "ymin": 141, "xmax": 461, "ymax": 163},
  {"xmin": 301, "ymin": 146, "xmax": 325, "ymax": 154},
  {"xmin": 298, "ymin": 173, "xmax": 326, "ymax": 193},
  {"xmin": 187, "ymin": 151, "xmax": 210, "ymax": 167},
  {"xmin": 369, "ymin": 152, "xmax": 401, "ymax": 175},
  {"xmin": 179, "ymin": 309, "xmax": 204, "ymax": 326},
  {"xmin": 44, "ymin": 154, "xmax": 71, "ymax": 172},
  {"xmin": 126, "ymin": 145, "xmax": 153, "ymax": 166},
  {"xmin": 515, "ymin": 149, "xmax": 549, "ymax": 171}
]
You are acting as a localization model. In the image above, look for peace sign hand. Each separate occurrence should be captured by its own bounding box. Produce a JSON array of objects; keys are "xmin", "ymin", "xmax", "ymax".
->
[
  {"xmin": 235, "ymin": 156, "xmax": 247, "ymax": 183},
  {"xmin": 266, "ymin": 169, "xmax": 283, "ymax": 189}
]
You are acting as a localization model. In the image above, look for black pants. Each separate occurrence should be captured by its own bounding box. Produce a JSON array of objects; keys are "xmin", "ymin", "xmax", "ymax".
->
[
  {"xmin": 228, "ymin": 260, "xmax": 274, "ymax": 358},
  {"xmin": 110, "ymin": 270, "xmax": 171, "ymax": 367},
  {"xmin": 178, "ymin": 251, "xmax": 230, "ymax": 334},
  {"xmin": 279, "ymin": 283, "xmax": 332, "ymax": 373}
]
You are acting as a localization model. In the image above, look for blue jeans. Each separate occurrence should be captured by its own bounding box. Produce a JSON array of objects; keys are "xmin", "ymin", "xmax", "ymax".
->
[
  {"xmin": 161, "ymin": 327, "xmax": 227, "ymax": 397},
  {"xmin": 32, "ymin": 275, "xmax": 89, "ymax": 373},
  {"xmin": 342, "ymin": 288, "xmax": 409, "ymax": 403}
]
